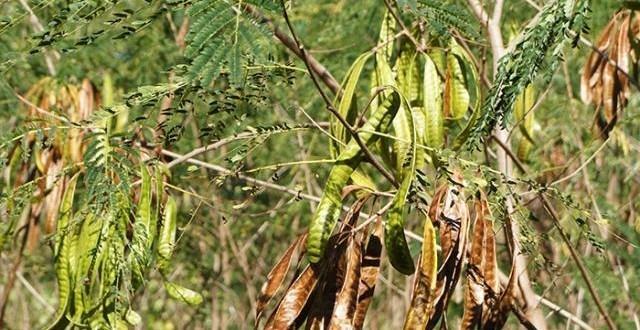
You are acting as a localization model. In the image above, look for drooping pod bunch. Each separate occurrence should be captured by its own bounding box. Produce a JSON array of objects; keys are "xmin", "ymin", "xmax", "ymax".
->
[
  {"xmin": 306, "ymin": 9, "xmax": 482, "ymax": 276},
  {"xmin": 0, "ymin": 78, "xmax": 98, "ymax": 254},
  {"xmin": 581, "ymin": 9, "xmax": 640, "ymax": 136},
  {"xmin": 3, "ymin": 76, "xmax": 203, "ymax": 327}
]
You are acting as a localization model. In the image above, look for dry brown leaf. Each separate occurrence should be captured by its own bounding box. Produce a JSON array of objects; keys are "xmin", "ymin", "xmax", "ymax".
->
[
  {"xmin": 26, "ymin": 205, "xmax": 41, "ymax": 253},
  {"xmin": 483, "ymin": 203, "xmax": 517, "ymax": 330},
  {"xmin": 460, "ymin": 197, "xmax": 487, "ymax": 330},
  {"xmin": 428, "ymin": 184, "xmax": 450, "ymax": 255},
  {"xmin": 482, "ymin": 262, "xmax": 517, "ymax": 330},
  {"xmin": 478, "ymin": 193, "xmax": 498, "ymax": 296},
  {"xmin": 306, "ymin": 202, "xmax": 365, "ymax": 330},
  {"xmin": 427, "ymin": 187, "xmax": 470, "ymax": 329},
  {"xmin": 256, "ymin": 233, "xmax": 308, "ymax": 327},
  {"xmin": 581, "ymin": 10, "xmax": 638, "ymax": 136},
  {"xmin": 329, "ymin": 235, "xmax": 362, "ymax": 329},
  {"xmin": 353, "ymin": 220, "xmax": 383, "ymax": 329},
  {"xmin": 403, "ymin": 214, "xmax": 438, "ymax": 329},
  {"xmin": 44, "ymin": 160, "xmax": 64, "ymax": 234},
  {"xmin": 265, "ymin": 264, "xmax": 320, "ymax": 329}
]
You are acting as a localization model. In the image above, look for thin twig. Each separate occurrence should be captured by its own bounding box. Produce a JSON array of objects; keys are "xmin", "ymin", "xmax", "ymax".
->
[
  {"xmin": 550, "ymin": 137, "xmax": 610, "ymax": 186},
  {"xmin": 280, "ymin": 2, "xmax": 399, "ymax": 188},
  {"xmin": 0, "ymin": 224, "xmax": 29, "ymax": 327},
  {"xmin": 242, "ymin": 4, "xmax": 342, "ymax": 95},
  {"xmin": 539, "ymin": 194, "xmax": 617, "ymax": 330},
  {"xmin": 18, "ymin": 0, "xmax": 58, "ymax": 76},
  {"xmin": 16, "ymin": 272, "xmax": 55, "ymax": 313},
  {"xmin": 491, "ymin": 133, "xmax": 618, "ymax": 330},
  {"xmin": 382, "ymin": 0, "xmax": 425, "ymax": 53},
  {"xmin": 156, "ymin": 147, "xmax": 422, "ymax": 242}
]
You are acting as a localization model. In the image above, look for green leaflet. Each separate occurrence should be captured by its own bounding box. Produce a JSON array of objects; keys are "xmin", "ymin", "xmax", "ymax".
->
[
  {"xmin": 423, "ymin": 54, "xmax": 444, "ymax": 149},
  {"xmin": 307, "ymin": 92, "xmax": 401, "ymax": 263},
  {"xmin": 330, "ymin": 52, "xmax": 374, "ymax": 158},
  {"xmin": 158, "ymin": 195, "xmax": 178, "ymax": 271},
  {"xmin": 164, "ymin": 281, "xmax": 204, "ymax": 306},
  {"xmin": 49, "ymin": 173, "xmax": 79, "ymax": 329}
]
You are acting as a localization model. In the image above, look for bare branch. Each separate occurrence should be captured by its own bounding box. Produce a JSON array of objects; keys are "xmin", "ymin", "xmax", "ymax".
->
[
  {"xmin": 492, "ymin": 131, "xmax": 619, "ymax": 330},
  {"xmin": 279, "ymin": 2, "xmax": 399, "ymax": 188},
  {"xmin": 18, "ymin": 0, "xmax": 59, "ymax": 76},
  {"xmin": 242, "ymin": 4, "xmax": 341, "ymax": 95}
]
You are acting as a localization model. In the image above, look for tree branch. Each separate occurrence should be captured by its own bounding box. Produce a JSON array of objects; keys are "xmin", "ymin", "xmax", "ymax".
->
[
  {"xmin": 158, "ymin": 146, "xmax": 594, "ymax": 330},
  {"xmin": 18, "ymin": 0, "xmax": 59, "ymax": 76},
  {"xmin": 242, "ymin": 4, "xmax": 341, "ymax": 95},
  {"xmin": 279, "ymin": 2, "xmax": 399, "ymax": 188},
  {"xmin": 467, "ymin": 0, "xmax": 546, "ymax": 328},
  {"xmin": 491, "ymin": 132, "xmax": 618, "ymax": 330}
]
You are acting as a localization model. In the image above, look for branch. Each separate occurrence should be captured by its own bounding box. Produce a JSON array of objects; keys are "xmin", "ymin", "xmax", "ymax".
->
[
  {"xmin": 539, "ymin": 194, "xmax": 618, "ymax": 330},
  {"xmin": 467, "ymin": 0, "xmax": 491, "ymax": 27},
  {"xmin": 382, "ymin": 0, "xmax": 425, "ymax": 53},
  {"xmin": 242, "ymin": 4, "xmax": 341, "ymax": 95},
  {"xmin": 159, "ymin": 145, "xmax": 594, "ymax": 329},
  {"xmin": 492, "ymin": 0, "xmax": 505, "ymax": 25},
  {"xmin": 18, "ymin": 0, "xmax": 59, "ymax": 76},
  {"xmin": 466, "ymin": 0, "xmax": 505, "ymax": 64},
  {"xmin": 157, "ymin": 147, "xmax": 420, "ymax": 242},
  {"xmin": 279, "ymin": 3, "xmax": 399, "ymax": 188},
  {"xmin": 491, "ymin": 132, "xmax": 618, "ymax": 330},
  {"xmin": 467, "ymin": 0, "xmax": 545, "ymax": 327}
]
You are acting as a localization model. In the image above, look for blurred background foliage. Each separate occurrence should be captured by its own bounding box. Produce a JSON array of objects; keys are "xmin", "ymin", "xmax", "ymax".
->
[{"xmin": 0, "ymin": 0, "xmax": 638, "ymax": 329}]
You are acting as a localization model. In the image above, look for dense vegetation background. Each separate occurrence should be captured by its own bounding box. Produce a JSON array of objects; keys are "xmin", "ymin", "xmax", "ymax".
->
[{"xmin": 0, "ymin": 0, "xmax": 638, "ymax": 329}]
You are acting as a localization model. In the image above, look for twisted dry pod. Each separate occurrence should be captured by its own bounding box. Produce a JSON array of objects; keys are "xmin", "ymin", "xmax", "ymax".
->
[{"xmin": 581, "ymin": 10, "xmax": 640, "ymax": 136}]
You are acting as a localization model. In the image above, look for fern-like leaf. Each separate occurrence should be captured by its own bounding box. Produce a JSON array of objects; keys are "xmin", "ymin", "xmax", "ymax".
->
[
  {"xmin": 467, "ymin": 0, "xmax": 590, "ymax": 147},
  {"xmin": 185, "ymin": 0, "xmax": 276, "ymax": 86}
]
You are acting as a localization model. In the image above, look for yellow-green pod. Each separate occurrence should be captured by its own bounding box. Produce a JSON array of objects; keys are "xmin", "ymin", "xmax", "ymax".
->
[
  {"xmin": 384, "ymin": 173, "xmax": 416, "ymax": 275},
  {"xmin": 444, "ymin": 50, "xmax": 470, "ymax": 120},
  {"xmin": 129, "ymin": 164, "xmax": 154, "ymax": 283},
  {"xmin": 164, "ymin": 281, "xmax": 203, "ymax": 306},
  {"xmin": 158, "ymin": 196, "xmax": 177, "ymax": 271},
  {"xmin": 423, "ymin": 55, "xmax": 444, "ymax": 149},
  {"xmin": 331, "ymin": 52, "xmax": 374, "ymax": 158},
  {"xmin": 49, "ymin": 173, "xmax": 80, "ymax": 329},
  {"xmin": 514, "ymin": 85, "xmax": 536, "ymax": 160}
]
